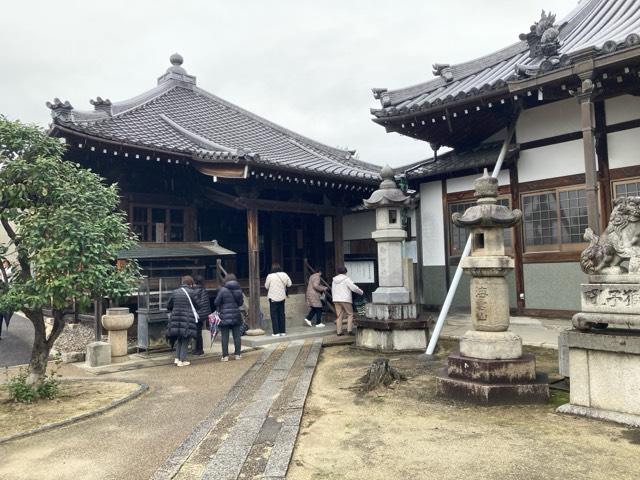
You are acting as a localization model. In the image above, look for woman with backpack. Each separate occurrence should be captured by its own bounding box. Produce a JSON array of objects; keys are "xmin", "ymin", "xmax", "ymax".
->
[
  {"xmin": 264, "ymin": 263, "xmax": 292, "ymax": 336},
  {"xmin": 331, "ymin": 266, "xmax": 363, "ymax": 336},
  {"xmin": 214, "ymin": 273, "xmax": 244, "ymax": 361},
  {"xmin": 191, "ymin": 275, "xmax": 212, "ymax": 355},
  {"xmin": 166, "ymin": 275, "xmax": 200, "ymax": 366}
]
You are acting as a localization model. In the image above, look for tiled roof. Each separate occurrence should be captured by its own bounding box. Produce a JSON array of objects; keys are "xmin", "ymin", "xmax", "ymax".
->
[
  {"xmin": 396, "ymin": 142, "xmax": 518, "ymax": 181},
  {"xmin": 117, "ymin": 241, "xmax": 235, "ymax": 260},
  {"xmin": 372, "ymin": 0, "xmax": 640, "ymax": 118},
  {"xmin": 49, "ymin": 55, "xmax": 380, "ymax": 183}
]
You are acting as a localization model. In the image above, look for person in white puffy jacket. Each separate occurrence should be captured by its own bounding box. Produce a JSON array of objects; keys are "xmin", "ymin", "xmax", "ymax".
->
[{"xmin": 331, "ymin": 265, "xmax": 363, "ymax": 336}]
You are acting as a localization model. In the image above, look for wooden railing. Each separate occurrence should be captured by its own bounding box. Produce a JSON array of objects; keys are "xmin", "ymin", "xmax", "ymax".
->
[{"xmin": 303, "ymin": 258, "xmax": 336, "ymax": 314}]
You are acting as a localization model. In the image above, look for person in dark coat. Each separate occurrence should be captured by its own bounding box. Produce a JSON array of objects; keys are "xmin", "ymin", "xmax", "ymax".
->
[
  {"xmin": 166, "ymin": 275, "xmax": 199, "ymax": 366},
  {"xmin": 191, "ymin": 275, "xmax": 212, "ymax": 355},
  {"xmin": 214, "ymin": 273, "xmax": 244, "ymax": 361}
]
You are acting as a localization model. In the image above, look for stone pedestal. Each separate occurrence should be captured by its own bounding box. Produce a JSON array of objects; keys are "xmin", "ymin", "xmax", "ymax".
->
[
  {"xmin": 357, "ymin": 308, "xmax": 428, "ymax": 351},
  {"xmin": 86, "ymin": 341, "xmax": 111, "ymax": 367},
  {"xmin": 459, "ymin": 330, "xmax": 523, "ymax": 360},
  {"xmin": 101, "ymin": 307, "xmax": 134, "ymax": 363},
  {"xmin": 557, "ymin": 330, "xmax": 640, "ymax": 426}
]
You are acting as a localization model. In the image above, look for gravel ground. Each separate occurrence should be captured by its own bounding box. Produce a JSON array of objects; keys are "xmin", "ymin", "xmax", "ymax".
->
[{"xmin": 52, "ymin": 321, "xmax": 96, "ymax": 355}]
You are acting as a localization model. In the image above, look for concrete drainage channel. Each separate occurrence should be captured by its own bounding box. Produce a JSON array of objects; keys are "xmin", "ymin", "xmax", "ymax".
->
[{"xmin": 151, "ymin": 338, "xmax": 322, "ymax": 480}]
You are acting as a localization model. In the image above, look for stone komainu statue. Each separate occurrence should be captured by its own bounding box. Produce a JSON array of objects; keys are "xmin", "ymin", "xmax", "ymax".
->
[{"xmin": 580, "ymin": 196, "xmax": 640, "ymax": 274}]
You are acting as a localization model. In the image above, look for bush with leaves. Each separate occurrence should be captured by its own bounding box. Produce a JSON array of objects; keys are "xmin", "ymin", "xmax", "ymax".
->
[{"xmin": 0, "ymin": 117, "xmax": 141, "ymax": 387}]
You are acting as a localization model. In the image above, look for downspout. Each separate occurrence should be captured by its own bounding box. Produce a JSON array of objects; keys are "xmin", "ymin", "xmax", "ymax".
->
[{"xmin": 425, "ymin": 116, "xmax": 520, "ymax": 355}]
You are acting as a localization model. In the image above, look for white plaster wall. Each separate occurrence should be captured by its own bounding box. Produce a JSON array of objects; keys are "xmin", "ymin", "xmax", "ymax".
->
[
  {"xmin": 482, "ymin": 127, "xmax": 507, "ymax": 144},
  {"xmin": 446, "ymin": 169, "xmax": 510, "ymax": 193},
  {"xmin": 607, "ymin": 128, "xmax": 640, "ymax": 169},
  {"xmin": 323, "ymin": 216, "xmax": 333, "ymax": 242},
  {"xmin": 343, "ymin": 210, "xmax": 376, "ymax": 241},
  {"xmin": 605, "ymin": 95, "xmax": 640, "ymax": 125},
  {"xmin": 518, "ymin": 140, "xmax": 584, "ymax": 183},
  {"xmin": 517, "ymin": 98, "xmax": 580, "ymax": 143},
  {"xmin": 419, "ymin": 181, "xmax": 446, "ymax": 266}
]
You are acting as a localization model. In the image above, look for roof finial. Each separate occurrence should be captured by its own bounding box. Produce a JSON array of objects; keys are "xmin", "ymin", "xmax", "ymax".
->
[{"xmin": 170, "ymin": 53, "xmax": 183, "ymax": 67}]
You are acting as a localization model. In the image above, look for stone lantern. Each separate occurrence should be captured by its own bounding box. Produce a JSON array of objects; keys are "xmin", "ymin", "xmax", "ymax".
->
[
  {"xmin": 436, "ymin": 170, "xmax": 549, "ymax": 404},
  {"xmin": 355, "ymin": 165, "xmax": 428, "ymax": 351}
]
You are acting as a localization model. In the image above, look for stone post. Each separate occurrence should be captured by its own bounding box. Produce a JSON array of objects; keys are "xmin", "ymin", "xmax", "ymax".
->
[
  {"xmin": 355, "ymin": 165, "xmax": 428, "ymax": 351},
  {"xmin": 101, "ymin": 307, "xmax": 134, "ymax": 363}
]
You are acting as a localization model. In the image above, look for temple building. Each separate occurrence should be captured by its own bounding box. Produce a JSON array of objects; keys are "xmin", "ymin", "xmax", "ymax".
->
[
  {"xmin": 372, "ymin": 0, "xmax": 640, "ymax": 317},
  {"xmin": 47, "ymin": 54, "xmax": 382, "ymax": 330}
]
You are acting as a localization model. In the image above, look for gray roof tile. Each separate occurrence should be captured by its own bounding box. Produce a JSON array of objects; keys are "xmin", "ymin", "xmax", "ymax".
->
[
  {"xmin": 373, "ymin": 0, "xmax": 640, "ymax": 118},
  {"xmin": 49, "ymin": 57, "xmax": 380, "ymax": 183}
]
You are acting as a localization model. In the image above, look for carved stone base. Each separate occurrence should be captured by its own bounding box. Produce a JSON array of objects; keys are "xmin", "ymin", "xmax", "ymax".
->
[
  {"xmin": 447, "ymin": 352, "xmax": 537, "ymax": 383},
  {"xmin": 356, "ymin": 327, "xmax": 427, "ymax": 352},
  {"xmin": 371, "ymin": 287, "xmax": 411, "ymax": 305},
  {"xmin": 436, "ymin": 369, "xmax": 549, "ymax": 405},
  {"xmin": 572, "ymin": 311, "xmax": 640, "ymax": 331},
  {"xmin": 459, "ymin": 330, "xmax": 522, "ymax": 360},
  {"xmin": 364, "ymin": 302, "xmax": 417, "ymax": 321}
]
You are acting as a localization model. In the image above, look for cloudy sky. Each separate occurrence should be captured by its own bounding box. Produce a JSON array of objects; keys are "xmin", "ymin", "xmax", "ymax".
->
[{"xmin": 1, "ymin": 0, "xmax": 578, "ymax": 167}]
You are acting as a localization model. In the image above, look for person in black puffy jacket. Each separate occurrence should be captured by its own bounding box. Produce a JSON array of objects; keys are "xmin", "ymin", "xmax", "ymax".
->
[
  {"xmin": 191, "ymin": 275, "xmax": 212, "ymax": 355},
  {"xmin": 166, "ymin": 276, "xmax": 199, "ymax": 366},
  {"xmin": 214, "ymin": 273, "xmax": 244, "ymax": 361}
]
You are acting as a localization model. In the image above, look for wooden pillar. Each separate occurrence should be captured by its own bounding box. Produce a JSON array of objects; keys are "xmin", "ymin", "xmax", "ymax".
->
[
  {"xmin": 510, "ymin": 160, "xmax": 525, "ymax": 314},
  {"xmin": 332, "ymin": 211, "xmax": 344, "ymax": 273},
  {"xmin": 595, "ymin": 100, "xmax": 611, "ymax": 230},
  {"xmin": 246, "ymin": 206, "xmax": 264, "ymax": 334},
  {"xmin": 577, "ymin": 75, "xmax": 601, "ymax": 234},
  {"xmin": 270, "ymin": 213, "xmax": 283, "ymax": 265}
]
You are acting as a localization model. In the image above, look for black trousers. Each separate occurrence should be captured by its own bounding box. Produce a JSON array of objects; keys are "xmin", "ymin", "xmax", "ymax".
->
[
  {"xmin": 306, "ymin": 306, "xmax": 323, "ymax": 325},
  {"xmin": 269, "ymin": 299, "xmax": 286, "ymax": 334},
  {"xmin": 193, "ymin": 317, "xmax": 206, "ymax": 354},
  {"xmin": 220, "ymin": 324, "xmax": 242, "ymax": 357}
]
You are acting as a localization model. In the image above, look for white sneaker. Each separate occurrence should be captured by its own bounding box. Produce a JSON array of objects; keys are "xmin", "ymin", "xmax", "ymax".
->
[
  {"xmin": 235, "ymin": 355, "xmax": 242, "ymax": 360},
  {"xmin": 221, "ymin": 356, "xmax": 229, "ymax": 362},
  {"xmin": 174, "ymin": 358, "xmax": 180, "ymax": 364},
  {"xmin": 279, "ymin": 333, "xmax": 287, "ymax": 337},
  {"xmin": 304, "ymin": 319, "xmax": 312, "ymax": 327},
  {"xmin": 315, "ymin": 323, "xmax": 326, "ymax": 328},
  {"xmin": 271, "ymin": 333, "xmax": 279, "ymax": 337},
  {"xmin": 177, "ymin": 361, "xmax": 190, "ymax": 367}
]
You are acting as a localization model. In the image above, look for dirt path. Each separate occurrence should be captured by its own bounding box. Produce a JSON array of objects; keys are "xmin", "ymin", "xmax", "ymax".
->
[
  {"xmin": 288, "ymin": 343, "xmax": 640, "ymax": 480},
  {"xmin": 0, "ymin": 350, "xmax": 261, "ymax": 480}
]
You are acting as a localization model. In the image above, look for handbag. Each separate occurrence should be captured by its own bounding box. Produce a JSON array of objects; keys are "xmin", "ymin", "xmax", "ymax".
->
[
  {"xmin": 276, "ymin": 273, "xmax": 289, "ymax": 297},
  {"xmin": 182, "ymin": 288, "xmax": 199, "ymax": 323}
]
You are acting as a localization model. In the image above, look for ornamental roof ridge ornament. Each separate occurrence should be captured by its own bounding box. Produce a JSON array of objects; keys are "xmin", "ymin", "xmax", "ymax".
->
[
  {"xmin": 157, "ymin": 53, "xmax": 197, "ymax": 87},
  {"xmin": 363, "ymin": 164, "xmax": 414, "ymax": 209},
  {"xmin": 46, "ymin": 97, "xmax": 74, "ymax": 121}
]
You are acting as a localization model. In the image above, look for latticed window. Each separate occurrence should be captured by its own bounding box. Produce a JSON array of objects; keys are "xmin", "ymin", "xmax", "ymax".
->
[
  {"xmin": 521, "ymin": 187, "xmax": 588, "ymax": 252},
  {"xmin": 448, "ymin": 197, "xmax": 512, "ymax": 257},
  {"xmin": 130, "ymin": 205, "xmax": 185, "ymax": 242},
  {"xmin": 613, "ymin": 178, "xmax": 640, "ymax": 199}
]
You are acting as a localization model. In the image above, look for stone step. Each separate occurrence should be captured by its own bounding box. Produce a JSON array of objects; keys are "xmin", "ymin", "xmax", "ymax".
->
[{"xmin": 242, "ymin": 324, "xmax": 337, "ymax": 347}]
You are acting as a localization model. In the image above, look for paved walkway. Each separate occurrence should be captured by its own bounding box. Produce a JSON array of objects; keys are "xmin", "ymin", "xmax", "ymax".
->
[
  {"xmin": 0, "ymin": 350, "xmax": 261, "ymax": 480},
  {"xmin": 153, "ymin": 338, "xmax": 321, "ymax": 480},
  {"xmin": 0, "ymin": 313, "xmax": 33, "ymax": 367},
  {"xmin": 440, "ymin": 312, "xmax": 570, "ymax": 349}
]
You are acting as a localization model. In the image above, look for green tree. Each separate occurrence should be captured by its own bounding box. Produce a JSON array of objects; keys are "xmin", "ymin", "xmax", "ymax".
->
[{"xmin": 0, "ymin": 117, "xmax": 140, "ymax": 386}]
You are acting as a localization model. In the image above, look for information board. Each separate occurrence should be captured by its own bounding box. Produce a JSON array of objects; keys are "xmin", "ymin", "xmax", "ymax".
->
[{"xmin": 344, "ymin": 260, "xmax": 376, "ymax": 283}]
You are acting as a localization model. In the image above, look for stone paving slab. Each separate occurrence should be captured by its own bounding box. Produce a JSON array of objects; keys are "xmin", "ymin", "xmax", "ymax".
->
[{"xmin": 154, "ymin": 338, "xmax": 322, "ymax": 480}]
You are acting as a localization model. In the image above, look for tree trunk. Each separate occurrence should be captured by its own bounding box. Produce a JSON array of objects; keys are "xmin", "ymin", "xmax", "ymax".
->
[{"xmin": 25, "ymin": 308, "xmax": 65, "ymax": 387}]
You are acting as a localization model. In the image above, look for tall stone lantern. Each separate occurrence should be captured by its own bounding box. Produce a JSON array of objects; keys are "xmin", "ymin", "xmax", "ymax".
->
[
  {"xmin": 355, "ymin": 165, "xmax": 428, "ymax": 351},
  {"xmin": 436, "ymin": 170, "xmax": 549, "ymax": 404}
]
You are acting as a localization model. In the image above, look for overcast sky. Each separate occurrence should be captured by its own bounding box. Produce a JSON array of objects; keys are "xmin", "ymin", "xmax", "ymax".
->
[{"xmin": 1, "ymin": 0, "xmax": 578, "ymax": 167}]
